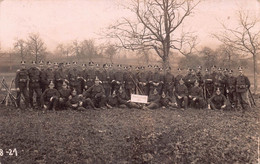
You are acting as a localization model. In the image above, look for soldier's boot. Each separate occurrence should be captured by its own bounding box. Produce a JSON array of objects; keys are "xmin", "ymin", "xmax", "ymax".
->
[{"xmin": 183, "ymin": 96, "xmax": 188, "ymax": 110}]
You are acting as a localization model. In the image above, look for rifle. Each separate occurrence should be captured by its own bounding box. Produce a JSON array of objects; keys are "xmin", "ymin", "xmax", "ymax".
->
[
  {"xmin": 248, "ymin": 89, "xmax": 256, "ymax": 107},
  {"xmin": 1, "ymin": 79, "xmax": 18, "ymax": 107},
  {"xmin": 129, "ymin": 73, "xmax": 144, "ymax": 95}
]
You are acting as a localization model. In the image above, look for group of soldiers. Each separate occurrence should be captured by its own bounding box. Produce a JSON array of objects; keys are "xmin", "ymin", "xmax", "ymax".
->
[{"xmin": 14, "ymin": 60, "xmax": 252, "ymax": 112}]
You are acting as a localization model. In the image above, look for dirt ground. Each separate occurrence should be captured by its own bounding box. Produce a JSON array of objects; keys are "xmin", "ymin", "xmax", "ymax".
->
[{"xmin": 0, "ymin": 95, "xmax": 259, "ymax": 164}]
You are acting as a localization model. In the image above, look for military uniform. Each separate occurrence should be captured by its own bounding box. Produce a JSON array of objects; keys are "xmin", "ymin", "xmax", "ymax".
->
[
  {"xmin": 163, "ymin": 69, "xmax": 175, "ymax": 97},
  {"xmin": 54, "ymin": 66, "xmax": 67, "ymax": 90},
  {"xmin": 236, "ymin": 69, "xmax": 250, "ymax": 110},
  {"xmin": 117, "ymin": 88, "xmax": 140, "ymax": 109},
  {"xmin": 28, "ymin": 65, "xmax": 42, "ymax": 108},
  {"xmin": 149, "ymin": 69, "xmax": 163, "ymax": 95},
  {"xmin": 144, "ymin": 91, "xmax": 161, "ymax": 109},
  {"xmin": 101, "ymin": 65, "xmax": 112, "ymax": 97},
  {"xmin": 226, "ymin": 71, "xmax": 236, "ymax": 107},
  {"xmin": 112, "ymin": 66, "xmax": 124, "ymax": 92},
  {"xmin": 189, "ymin": 85, "xmax": 205, "ymax": 109},
  {"xmin": 69, "ymin": 94, "xmax": 85, "ymax": 110},
  {"xmin": 41, "ymin": 67, "xmax": 55, "ymax": 92},
  {"xmin": 58, "ymin": 88, "xmax": 71, "ymax": 109},
  {"xmin": 174, "ymin": 82, "xmax": 188, "ymax": 109},
  {"xmin": 84, "ymin": 65, "xmax": 96, "ymax": 89},
  {"xmin": 203, "ymin": 71, "xmax": 214, "ymax": 100},
  {"xmin": 15, "ymin": 65, "xmax": 29, "ymax": 108},
  {"xmin": 84, "ymin": 82, "xmax": 106, "ymax": 108},
  {"xmin": 124, "ymin": 70, "xmax": 136, "ymax": 98},
  {"xmin": 68, "ymin": 67, "xmax": 81, "ymax": 94},
  {"xmin": 214, "ymin": 71, "xmax": 227, "ymax": 95},
  {"xmin": 183, "ymin": 71, "xmax": 198, "ymax": 93},
  {"xmin": 137, "ymin": 67, "xmax": 149, "ymax": 95},
  {"xmin": 41, "ymin": 88, "xmax": 60, "ymax": 110},
  {"xmin": 209, "ymin": 92, "xmax": 227, "ymax": 110}
]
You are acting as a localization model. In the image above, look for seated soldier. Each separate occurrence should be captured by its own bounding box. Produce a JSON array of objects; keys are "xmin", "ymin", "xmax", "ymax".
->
[
  {"xmin": 106, "ymin": 91, "xmax": 119, "ymax": 109},
  {"xmin": 189, "ymin": 80, "xmax": 205, "ymax": 109},
  {"xmin": 83, "ymin": 76, "xmax": 106, "ymax": 109},
  {"xmin": 143, "ymin": 88, "xmax": 161, "ymax": 110},
  {"xmin": 209, "ymin": 88, "xmax": 228, "ymax": 110},
  {"xmin": 117, "ymin": 86, "xmax": 141, "ymax": 109},
  {"xmin": 41, "ymin": 81, "xmax": 60, "ymax": 111},
  {"xmin": 58, "ymin": 82, "xmax": 71, "ymax": 110},
  {"xmin": 68, "ymin": 89, "xmax": 86, "ymax": 110},
  {"xmin": 160, "ymin": 91, "xmax": 177, "ymax": 109},
  {"xmin": 174, "ymin": 78, "xmax": 188, "ymax": 110}
]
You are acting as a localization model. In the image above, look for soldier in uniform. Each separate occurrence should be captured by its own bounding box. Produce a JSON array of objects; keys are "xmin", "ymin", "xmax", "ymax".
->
[
  {"xmin": 112, "ymin": 64, "xmax": 124, "ymax": 93},
  {"xmin": 163, "ymin": 67, "xmax": 175, "ymax": 97},
  {"xmin": 174, "ymin": 78, "xmax": 188, "ymax": 110},
  {"xmin": 68, "ymin": 62, "xmax": 82, "ymax": 94},
  {"xmin": 69, "ymin": 89, "xmax": 86, "ymax": 110},
  {"xmin": 28, "ymin": 61, "xmax": 42, "ymax": 109},
  {"xmin": 226, "ymin": 70, "xmax": 237, "ymax": 108},
  {"xmin": 143, "ymin": 88, "xmax": 161, "ymax": 110},
  {"xmin": 209, "ymin": 88, "xmax": 227, "ymax": 110},
  {"xmin": 149, "ymin": 65, "xmax": 164, "ymax": 95},
  {"xmin": 106, "ymin": 90, "xmax": 119, "ymax": 109},
  {"xmin": 83, "ymin": 76, "xmax": 106, "ymax": 109},
  {"xmin": 214, "ymin": 67, "xmax": 227, "ymax": 95},
  {"xmin": 189, "ymin": 80, "xmax": 205, "ymax": 109},
  {"xmin": 184, "ymin": 68, "xmax": 198, "ymax": 93},
  {"xmin": 100, "ymin": 64, "xmax": 111, "ymax": 97},
  {"xmin": 203, "ymin": 68, "xmax": 214, "ymax": 101},
  {"xmin": 235, "ymin": 66, "xmax": 250, "ymax": 111},
  {"xmin": 196, "ymin": 66, "xmax": 204, "ymax": 86},
  {"xmin": 54, "ymin": 63, "xmax": 67, "ymax": 91},
  {"xmin": 41, "ymin": 81, "xmax": 60, "ymax": 111},
  {"xmin": 117, "ymin": 86, "xmax": 141, "ymax": 109},
  {"xmin": 41, "ymin": 61, "xmax": 55, "ymax": 92},
  {"xmin": 160, "ymin": 91, "xmax": 177, "ymax": 109},
  {"xmin": 15, "ymin": 61, "xmax": 29, "ymax": 109},
  {"xmin": 58, "ymin": 82, "xmax": 71, "ymax": 110},
  {"xmin": 84, "ymin": 62, "xmax": 96, "ymax": 90},
  {"xmin": 124, "ymin": 66, "xmax": 136, "ymax": 98},
  {"xmin": 175, "ymin": 68, "xmax": 183, "ymax": 87}
]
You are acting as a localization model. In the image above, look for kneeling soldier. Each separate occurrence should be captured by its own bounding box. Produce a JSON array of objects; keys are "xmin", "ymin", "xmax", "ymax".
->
[
  {"xmin": 209, "ymin": 88, "xmax": 227, "ymax": 110},
  {"xmin": 189, "ymin": 80, "xmax": 205, "ymax": 109},
  {"xmin": 143, "ymin": 88, "xmax": 161, "ymax": 110},
  {"xmin": 68, "ymin": 89, "xmax": 85, "ymax": 110},
  {"xmin": 117, "ymin": 86, "xmax": 141, "ymax": 109},
  {"xmin": 41, "ymin": 81, "xmax": 60, "ymax": 111},
  {"xmin": 175, "ymin": 78, "xmax": 188, "ymax": 110},
  {"xmin": 160, "ymin": 91, "xmax": 177, "ymax": 109}
]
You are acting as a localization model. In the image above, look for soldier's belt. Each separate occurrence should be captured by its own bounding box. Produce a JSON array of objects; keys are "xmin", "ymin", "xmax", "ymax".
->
[
  {"xmin": 19, "ymin": 79, "xmax": 27, "ymax": 82},
  {"xmin": 87, "ymin": 79, "xmax": 94, "ymax": 81},
  {"xmin": 30, "ymin": 79, "xmax": 39, "ymax": 82},
  {"xmin": 103, "ymin": 81, "xmax": 109, "ymax": 83}
]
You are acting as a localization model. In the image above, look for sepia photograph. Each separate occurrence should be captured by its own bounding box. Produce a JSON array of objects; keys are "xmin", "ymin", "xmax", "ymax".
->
[{"xmin": 0, "ymin": 0, "xmax": 259, "ymax": 163}]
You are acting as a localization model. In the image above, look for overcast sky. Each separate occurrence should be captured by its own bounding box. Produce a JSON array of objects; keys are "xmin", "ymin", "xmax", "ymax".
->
[{"xmin": 0, "ymin": 0, "xmax": 259, "ymax": 51}]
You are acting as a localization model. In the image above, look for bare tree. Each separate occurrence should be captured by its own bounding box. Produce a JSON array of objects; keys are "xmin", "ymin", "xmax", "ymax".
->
[
  {"xmin": 80, "ymin": 39, "xmax": 98, "ymax": 61},
  {"xmin": 106, "ymin": 0, "xmax": 200, "ymax": 68},
  {"xmin": 213, "ymin": 11, "xmax": 260, "ymax": 93},
  {"xmin": 13, "ymin": 39, "xmax": 27, "ymax": 61},
  {"xmin": 215, "ymin": 44, "xmax": 239, "ymax": 69},
  {"xmin": 56, "ymin": 43, "xmax": 72, "ymax": 59},
  {"xmin": 105, "ymin": 44, "xmax": 118, "ymax": 63},
  {"xmin": 26, "ymin": 33, "xmax": 47, "ymax": 63},
  {"xmin": 200, "ymin": 46, "xmax": 217, "ymax": 69}
]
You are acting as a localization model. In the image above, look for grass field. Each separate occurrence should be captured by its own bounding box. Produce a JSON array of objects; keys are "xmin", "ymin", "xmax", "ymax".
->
[{"xmin": 0, "ymin": 99, "xmax": 259, "ymax": 163}]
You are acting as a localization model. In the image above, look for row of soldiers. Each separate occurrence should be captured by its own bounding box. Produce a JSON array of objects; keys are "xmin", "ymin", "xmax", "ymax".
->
[{"xmin": 15, "ymin": 60, "xmax": 251, "ymax": 111}]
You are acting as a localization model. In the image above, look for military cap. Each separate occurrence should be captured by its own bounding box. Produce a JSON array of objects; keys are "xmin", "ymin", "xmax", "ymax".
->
[
  {"xmin": 103, "ymin": 63, "xmax": 108, "ymax": 68},
  {"xmin": 224, "ymin": 68, "xmax": 228, "ymax": 72},
  {"xmin": 72, "ymin": 61, "xmax": 77, "ymax": 65},
  {"xmin": 177, "ymin": 68, "xmax": 181, "ymax": 71},
  {"xmin": 198, "ymin": 65, "xmax": 202, "ymax": 70},
  {"xmin": 123, "ymin": 66, "xmax": 128, "ymax": 69},
  {"xmin": 179, "ymin": 78, "xmax": 184, "ymax": 83},
  {"xmin": 47, "ymin": 61, "xmax": 52, "ymax": 65},
  {"xmin": 21, "ymin": 61, "xmax": 26, "ymax": 65},
  {"xmin": 148, "ymin": 65, "xmax": 153, "ymax": 68},
  {"xmin": 117, "ymin": 64, "xmax": 122, "ymax": 67},
  {"xmin": 53, "ymin": 62, "xmax": 58, "ymax": 66},
  {"xmin": 205, "ymin": 68, "xmax": 209, "ymax": 72},
  {"xmin": 95, "ymin": 76, "xmax": 100, "ymax": 82},
  {"xmin": 141, "ymin": 66, "xmax": 145, "ymax": 69},
  {"xmin": 217, "ymin": 67, "xmax": 222, "ymax": 71},
  {"xmin": 238, "ymin": 66, "xmax": 243, "ymax": 71},
  {"xmin": 212, "ymin": 65, "xmax": 217, "ymax": 68},
  {"xmin": 159, "ymin": 67, "xmax": 163, "ymax": 71},
  {"xmin": 216, "ymin": 87, "xmax": 221, "ymax": 92},
  {"xmin": 96, "ymin": 63, "xmax": 100, "ymax": 67},
  {"xmin": 109, "ymin": 64, "xmax": 113, "ymax": 68},
  {"xmin": 49, "ymin": 80, "xmax": 55, "ymax": 86},
  {"xmin": 229, "ymin": 69, "xmax": 233, "ymax": 73},
  {"xmin": 194, "ymin": 80, "xmax": 199, "ymax": 84},
  {"xmin": 154, "ymin": 65, "xmax": 159, "ymax": 68},
  {"xmin": 65, "ymin": 62, "xmax": 71, "ymax": 65},
  {"xmin": 89, "ymin": 61, "xmax": 94, "ymax": 66},
  {"xmin": 82, "ymin": 64, "xmax": 86, "ymax": 67},
  {"xmin": 129, "ymin": 65, "xmax": 132, "ymax": 68},
  {"xmin": 32, "ymin": 61, "xmax": 36, "ymax": 65},
  {"xmin": 58, "ymin": 63, "xmax": 64, "ymax": 67}
]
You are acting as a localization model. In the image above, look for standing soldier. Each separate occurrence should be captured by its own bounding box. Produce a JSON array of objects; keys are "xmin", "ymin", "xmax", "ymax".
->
[
  {"xmin": 174, "ymin": 78, "xmax": 188, "ymax": 110},
  {"xmin": 196, "ymin": 66, "xmax": 204, "ymax": 86},
  {"xmin": 203, "ymin": 68, "xmax": 214, "ymax": 101},
  {"xmin": 214, "ymin": 67, "xmax": 227, "ymax": 95},
  {"xmin": 68, "ymin": 62, "xmax": 81, "ymax": 94},
  {"xmin": 146, "ymin": 65, "xmax": 154, "ymax": 95},
  {"xmin": 54, "ymin": 63, "xmax": 67, "ymax": 91},
  {"xmin": 58, "ymin": 82, "xmax": 71, "ymax": 110},
  {"xmin": 112, "ymin": 64, "xmax": 124, "ymax": 93},
  {"xmin": 28, "ymin": 61, "xmax": 42, "ymax": 109},
  {"xmin": 39, "ymin": 60, "xmax": 45, "ymax": 92},
  {"xmin": 175, "ymin": 68, "xmax": 183, "ymax": 87},
  {"xmin": 84, "ymin": 62, "xmax": 96, "ymax": 90},
  {"xmin": 101, "ymin": 64, "xmax": 111, "ymax": 97},
  {"xmin": 226, "ymin": 70, "xmax": 236, "ymax": 108},
  {"xmin": 124, "ymin": 66, "xmax": 136, "ymax": 98},
  {"xmin": 15, "ymin": 61, "xmax": 29, "ymax": 109},
  {"xmin": 235, "ymin": 66, "xmax": 250, "ymax": 111},
  {"xmin": 149, "ymin": 65, "xmax": 164, "ymax": 95},
  {"xmin": 184, "ymin": 68, "xmax": 198, "ymax": 93},
  {"xmin": 41, "ymin": 81, "xmax": 60, "ymax": 111},
  {"xmin": 41, "ymin": 61, "xmax": 55, "ymax": 92},
  {"xmin": 163, "ymin": 67, "xmax": 175, "ymax": 97},
  {"xmin": 137, "ymin": 66, "xmax": 149, "ymax": 95}
]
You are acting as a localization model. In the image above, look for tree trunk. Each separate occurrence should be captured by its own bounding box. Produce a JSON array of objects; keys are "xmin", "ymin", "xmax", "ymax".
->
[{"xmin": 253, "ymin": 54, "xmax": 258, "ymax": 93}]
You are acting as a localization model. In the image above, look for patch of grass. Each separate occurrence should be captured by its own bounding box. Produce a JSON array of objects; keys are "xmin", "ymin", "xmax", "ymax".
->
[{"xmin": 0, "ymin": 102, "xmax": 259, "ymax": 163}]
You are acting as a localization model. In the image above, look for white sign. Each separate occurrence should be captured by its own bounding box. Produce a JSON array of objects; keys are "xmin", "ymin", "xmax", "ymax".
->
[{"xmin": 131, "ymin": 94, "xmax": 148, "ymax": 104}]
